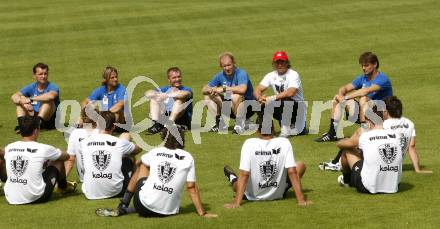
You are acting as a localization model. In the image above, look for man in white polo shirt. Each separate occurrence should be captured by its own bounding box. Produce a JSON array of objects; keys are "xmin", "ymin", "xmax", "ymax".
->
[
  {"xmin": 1, "ymin": 116, "xmax": 76, "ymax": 204},
  {"xmin": 81, "ymin": 111, "xmax": 141, "ymax": 199},
  {"xmin": 223, "ymin": 111, "xmax": 311, "ymax": 207}
]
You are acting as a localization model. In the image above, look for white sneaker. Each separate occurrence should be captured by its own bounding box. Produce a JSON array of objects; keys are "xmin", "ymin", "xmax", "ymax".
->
[
  {"xmin": 337, "ymin": 175, "xmax": 349, "ymax": 187},
  {"xmin": 279, "ymin": 125, "xmax": 293, "ymax": 138},
  {"xmin": 232, "ymin": 125, "xmax": 244, "ymax": 134},
  {"xmin": 319, "ymin": 161, "xmax": 341, "ymax": 171}
]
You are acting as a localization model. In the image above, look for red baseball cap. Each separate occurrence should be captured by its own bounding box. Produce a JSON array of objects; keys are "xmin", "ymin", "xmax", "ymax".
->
[{"xmin": 272, "ymin": 51, "xmax": 289, "ymax": 61}]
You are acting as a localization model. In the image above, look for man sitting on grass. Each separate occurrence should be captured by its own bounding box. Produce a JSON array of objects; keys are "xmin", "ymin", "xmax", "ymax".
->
[
  {"xmin": 337, "ymin": 105, "xmax": 403, "ymax": 194},
  {"xmin": 96, "ymin": 127, "xmax": 217, "ymax": 218},
  {"xmin": 223, "ymin": 111, "xmax": 311, "ymax": 207},
  {"xmin": 1, "ymin": 116, "xmax": 76, "ymax": 204}
]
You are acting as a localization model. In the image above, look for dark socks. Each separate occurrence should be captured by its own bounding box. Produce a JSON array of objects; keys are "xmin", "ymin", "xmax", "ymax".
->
[
  {"xmin": 329, "ymin": 118, "xmax": 336, "ymax": 136},
  {"xmin": 58, "ymin": 177, "xmax": 67, "ymax": 189},
  {"xmin": 342, "ymin": 172, "xmax": 351, "ymax": 184},
  {"xmin": 332, "ymin": 149, "xmax": 343, "ymax": 164},
  {"xmin": 122, "ymin": 191, "xmax": 134, "ymax": 206}
]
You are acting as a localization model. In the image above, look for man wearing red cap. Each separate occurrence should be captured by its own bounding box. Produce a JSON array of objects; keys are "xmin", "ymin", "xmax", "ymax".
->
[{"xmin": 254, "ymin": 51, "xmax": 307, "ymax": 137}]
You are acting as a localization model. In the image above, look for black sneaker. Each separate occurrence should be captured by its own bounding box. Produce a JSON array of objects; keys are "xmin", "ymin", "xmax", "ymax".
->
[
  {"xmin": 146, "ymin": 121, "xmax": 164, "ymax": 134},
  {"xmin": 223, "ymin": 165, "xmax": 237, "ymax": 184},
  {"xmin": 14, "ymin": 125, "xmax": 20, "ymax": 134},
  {"xmin": 314, "ymin": 132, "xmax": 338, "ymax": 142},
  {"xmin": 117, "ymin": 201, "xmax": 129, "ymax": 216}
]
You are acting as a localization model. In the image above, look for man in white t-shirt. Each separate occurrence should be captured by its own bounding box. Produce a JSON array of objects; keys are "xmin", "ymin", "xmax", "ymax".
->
[
  {"xmin": 223, "ymin": 111, "xmax": 311, "ymax": 207},
  {"xmin": 81, "ymin": 111, "xmax": 142, "ymax": 200},
  {"xmin": 320, "ymin": 96, "xmax": 432, "ymax": 173},
  {"xmin": 383, "ymin": 96, "xmax": 432, "ymax": 173},
  {"xmin": 254, "ymin": 51, "xmax": 307, "ymax": 138},
  {"xmin": 1, "ymin": 116, "xmax": 76, "ymax": 204},
  {"xmin": 96, "ymin": 127, "xmax": 217, "ymax": 218},
  {"xmin": 65, "ymin": 107, "xmax": 100, "ymax": 182},
  {"xmin": 338, "ymin": 105, "xmax": 403, "ymax": 193}
]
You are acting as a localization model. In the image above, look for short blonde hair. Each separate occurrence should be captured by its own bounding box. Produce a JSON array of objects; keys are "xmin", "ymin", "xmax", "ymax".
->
[{"xmin": 218, "ymin": 52, "xmax": 236, "ymax": 66}]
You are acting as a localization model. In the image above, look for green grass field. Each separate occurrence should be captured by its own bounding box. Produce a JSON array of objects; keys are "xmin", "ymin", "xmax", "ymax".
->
[{"xmin": 1, "ymin": 0, "xmax": 440, "ymax": 228}]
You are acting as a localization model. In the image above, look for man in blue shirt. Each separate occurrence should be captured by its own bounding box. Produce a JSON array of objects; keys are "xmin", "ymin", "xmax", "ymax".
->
[
  {"xmin": 315, "ymin": 52, "xmax": 393, "ymax": 142},
  {"xmin": 202, "ymin": 52, "xmax": 256, "ymax": 134},
  {"xmin": 82, "ymin": 66, "xmax": 127, "ymax": 125},
  {"xmin": 145, "ymin": 67, "xmax": 193, "ymax": 134},
  {"xmin": 11, "ymin": 63, "xmax": 60, "ymax": 131}
]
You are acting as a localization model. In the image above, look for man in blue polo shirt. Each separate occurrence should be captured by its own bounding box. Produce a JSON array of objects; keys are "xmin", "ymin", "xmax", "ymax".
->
[
  {"xmin": 202, "ymin": 52, "xmax": 256, "ymax": 134},
  {"xmin": 315, "ymin": 52, "xmax": 392, "ymax": 142},
  {"xmin": 145, "ymin": 67, "xmax": 193, "ymax": 134},
  {"xmin": 11, "ymin": 63, "xmax": 60, "ymax": 131},
  {"xmin": 82, "ymin": 66, "xmax": 127, "ymax": 125}
]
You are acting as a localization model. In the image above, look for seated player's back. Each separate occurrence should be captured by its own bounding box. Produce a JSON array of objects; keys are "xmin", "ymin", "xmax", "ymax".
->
[
  {"xmin": 4, "ymin": 141, "xmax": 61, "ymax": 204},
  {"xmin": 139, "ymin": 147, "xmax": 195, "ymax": 215},
  {"xmin": 81, "ymin": 133, "xmax": 134, "ymax": 199},
  {"xmin": 383, "ymin": 117, "xmax": 414, "ymax": 153},
  {"xmin": 359, "ymin": 129, "xmax": 403, "ymax": 193},
  {"xmin": 241, "ymin": 137, "xmax": 295, "ymax": 200}
]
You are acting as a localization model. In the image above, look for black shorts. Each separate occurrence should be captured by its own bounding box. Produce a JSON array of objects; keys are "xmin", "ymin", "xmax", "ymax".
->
[
  {"xmin": 34, "ymin": 112, "xmax": 56, "ymax": 130},
  {"xmin": 133, "ymin": 177, "xmax": 168, "ymax": 217},
  {"xmin": 220, "ymin": 96, "xmax": 256, "ymax": 120},
  {"xmin": 350, "ymin": 160, "xmax": 370, "ymax": 194},
  {"xmin": 115, "ymin": 157, "xmax": 135, "ymax": 197},
  {"xmin": 272, "ymin": 99, "xmax": 302, "ymax": 125},
  {"xmin": 164, "ymin": 111, "xmax": 192, "ymax": 130},
  {"xmin": 32, "ymin": 166, "xmax": 59, "ymax": 204}
]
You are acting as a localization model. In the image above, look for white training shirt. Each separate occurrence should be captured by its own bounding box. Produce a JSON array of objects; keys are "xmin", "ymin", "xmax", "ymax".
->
[
  {"xmin": 359, "ymin": 129, "xmax": 403, "ymax": 194},
  {"xmin": 259, "ymin": 69, "xmax": 305, "ymax": 101},
  {"xmin": 81, "ymin": 133, "xmax": 135, "ymax": 199},
  {"xmin": 138, "ymin": 147, "xmax": 196, "ymax": 215},
  {"xmin": 239, "ymin": 137, "xmax": 296, "ymax": 200},
  {"xmin": 67, "ymin": 128, "xmax": 99, "ymax": 182},
  {"xmin": 4, "ymin": 141, "xmax": 62, "ymax": 204},
  {"xmin": 383, "ymin": 117, "xmax": 415, "ymax": 154}
]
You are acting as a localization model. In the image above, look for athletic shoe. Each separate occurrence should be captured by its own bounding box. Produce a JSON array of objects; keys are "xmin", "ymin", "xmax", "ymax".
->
[
  {"xmin": 337, "ymin": 175, "xmax": 349, "ymax": 187},
  {"xmin": 57, "ymin": 181, "xmax": 78, "ymax": 194},
  {"xmin": 146, "ymin": 121, "xmax": 164, "ymax": 134},
  {"xmin": 319, "ymin": 161, "xmax": 341, "ymax": 171},
  {"xmin": 314, "ymin": 132, "xmax": 337, "ymax": 142},
  {"xmin": 117, "ymin": 201, "xmax": 129, "ymax": 216},
  {"xmin": 232, "ymin": 125, "xmax": 244, "ymax": 134},
  {"xmin": 209, "ymin": 118, "xmax": 227, "ymax": 132},
  {"xmin": 223, "ymin": 165, "xmax": 237, "ymax": 184},
  {"xmin": 14, "ymin": 126, "xmax": 20, "ymax": 134},
  {"xmin": 96, "ymin": 208, "xmax": 120, "ymax": 217}
]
